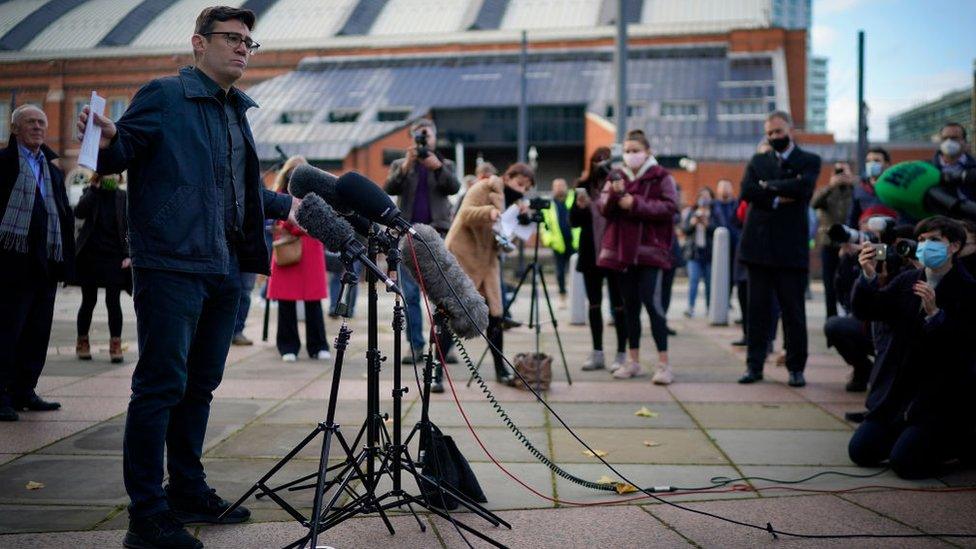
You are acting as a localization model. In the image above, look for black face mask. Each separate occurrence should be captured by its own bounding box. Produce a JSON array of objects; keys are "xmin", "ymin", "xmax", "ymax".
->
[
  {"xmin": 769, "ymin": 136, "xmax": 791, "ymax": 153},
  {"xmin": 504, "ymin": 186, "xmax": 524, "ymax": 207}
]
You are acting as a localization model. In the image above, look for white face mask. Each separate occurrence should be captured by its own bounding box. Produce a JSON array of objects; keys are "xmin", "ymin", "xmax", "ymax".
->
[
  {"xmin": 941, "ymin": 138, "xmax": 962, "ymax": 158},
  {"xmin": 623, "ymin": 151, "xmax": 647, "ymax": 170}
]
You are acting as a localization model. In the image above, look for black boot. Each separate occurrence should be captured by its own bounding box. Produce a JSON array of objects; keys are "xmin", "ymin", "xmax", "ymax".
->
[{"xmin": 488, "ymin": 316, "xmax": 516, "ymax": 386}]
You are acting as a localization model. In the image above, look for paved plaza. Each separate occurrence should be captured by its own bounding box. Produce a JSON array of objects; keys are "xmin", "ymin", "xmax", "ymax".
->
[{"xmin": 1, "ymin": 279, "xmax": 974, "ymax": 548}]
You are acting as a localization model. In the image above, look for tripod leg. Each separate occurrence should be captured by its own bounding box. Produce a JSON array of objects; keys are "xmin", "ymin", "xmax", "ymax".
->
[
  {"xmin": 468, "ymin": 262, "xmax": 533, "ymax": 386},
  {"xmin": 537, "ymin": 266, "xmax": 572, "ymax": 385}
]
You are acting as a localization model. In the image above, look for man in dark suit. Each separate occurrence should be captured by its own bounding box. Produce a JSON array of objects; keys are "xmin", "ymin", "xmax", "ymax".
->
[
  {"xmin": 0, "ymin": 105, "xmax": 76, "ymax": 421},
  {"xmin": 738, "ymin": 111, "xmax": 821, "ymax": 387}
]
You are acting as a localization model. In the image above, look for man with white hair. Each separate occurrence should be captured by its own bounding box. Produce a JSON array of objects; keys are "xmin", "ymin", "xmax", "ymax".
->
[{"xmin": 0, "ymin": 104, "xmax": 75, "ymax": 421}]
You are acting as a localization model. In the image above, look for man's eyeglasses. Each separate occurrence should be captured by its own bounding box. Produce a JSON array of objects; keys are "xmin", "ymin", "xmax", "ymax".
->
[{"xmin": 202, "ymin": 32, "xmax": 260, "ymax": 54}]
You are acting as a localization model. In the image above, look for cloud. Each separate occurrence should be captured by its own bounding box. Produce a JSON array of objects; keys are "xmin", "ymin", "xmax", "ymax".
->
[{"xmin": 811, "ymin": 24, "xmax": 837, "ymax": 52}]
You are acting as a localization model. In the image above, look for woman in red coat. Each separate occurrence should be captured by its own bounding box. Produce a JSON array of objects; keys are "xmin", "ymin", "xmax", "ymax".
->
[
  {"xmin": 266, "ymin": 156, "xmax": 330, "ymax": 362},
  {"xmin": 597, "ymin": 129, "xmax": 679, "ymax": 383}
]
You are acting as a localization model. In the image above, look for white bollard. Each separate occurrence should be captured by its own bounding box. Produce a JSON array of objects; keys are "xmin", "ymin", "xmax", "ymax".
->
[
  {"xmin": 708, "ymin": 227, "xmax": 730, "ymax": 326},
  {"xmin": 568, "ymin": 253, "xmax": 587, "ymax": 325}
]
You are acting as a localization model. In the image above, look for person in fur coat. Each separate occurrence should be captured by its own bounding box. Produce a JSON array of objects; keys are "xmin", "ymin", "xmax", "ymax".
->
[{"xmin": 446, "ymin": 175, "xmax": 516, "ymax": 385}]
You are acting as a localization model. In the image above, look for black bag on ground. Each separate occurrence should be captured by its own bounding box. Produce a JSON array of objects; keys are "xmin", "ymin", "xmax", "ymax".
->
[{"xmin": 418, "ymin": 424, "xmax": 487, "ymax": 510}]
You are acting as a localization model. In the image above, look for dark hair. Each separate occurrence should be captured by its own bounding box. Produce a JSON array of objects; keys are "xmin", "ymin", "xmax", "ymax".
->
[
  {"xmin": 766, "ymin": 110, "xmax": 793, "ymax": 126},
  {"xmin": 893, "ymin": 224, "xmax": 915, "ymax": 240},
  {"xmin": 625, "ymin": 129, "xmax": 650, "ymax": 150},
  {"xmin": 195, "ymin": 6, "xmax": 255, "ymax": 35},
  {"xmin": 960, "ymin": 219, "xmax": 976, "ymax": 236},
  {"xmin": 914, "ymin": 215, "xmax": 966, "ymax": 246},
  {"xmin": 867, "ymin": 146, "xmax": 891, "ymax": 164},
  {"xmin": 941, "ymin": 122, "xmax": 968, "ymax": 141},
  {"xmin": 410, "ymin": 118, "xmax": 436, "ymax": 133},
  {"xmin": 577, "ymin": 147, "xmax": 611, "ymax": 191},
  {"xmin": 503, "ymin": 162, "xmax": 535, "ymax": 187}
]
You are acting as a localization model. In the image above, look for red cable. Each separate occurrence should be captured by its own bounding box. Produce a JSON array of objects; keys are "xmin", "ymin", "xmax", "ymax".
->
[{"xmin": 402, "ymin": 235, "xmax": 976, "ymax": 505}]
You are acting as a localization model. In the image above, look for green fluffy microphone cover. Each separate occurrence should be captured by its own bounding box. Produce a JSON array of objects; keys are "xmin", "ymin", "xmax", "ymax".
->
[{"xmin": 874, "ymin": 161, "xmax": 941, "ymax": 220}]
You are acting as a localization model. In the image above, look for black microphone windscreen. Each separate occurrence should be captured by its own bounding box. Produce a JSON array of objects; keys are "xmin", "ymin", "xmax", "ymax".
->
[
  {"xmin": 400, "ymin": 223, "xmax": 488, "ymax": 339},
  {"xmin": 336, "ymin": 171, "xmax": 401, "ymax": 225},
  {"xmin": 295, "ymin": 193, "xmax": 354, "ymax": 252},
  {"xmin": 289, "ymin": 164, "xmax": 342, "ymax": 207}
]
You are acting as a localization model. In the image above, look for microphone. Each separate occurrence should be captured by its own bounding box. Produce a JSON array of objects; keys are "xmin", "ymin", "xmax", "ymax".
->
[
  {"xmin": 296, "ymin": 194, "xmax": 401, "ymax": 295},
  {"xmin": 335, "ymin": 171, "xmax": 417, "ymax": 235},
  {"xmin": 399, "ymin": 223, "xmax": 488, "ymax": 339},
  {"xmin": 290, "ymin": 164, "xmax": 374, "ymax": 236},
  {"xmin": 875, "ymin": 160, "xmax": 976, "ymax": 221}
]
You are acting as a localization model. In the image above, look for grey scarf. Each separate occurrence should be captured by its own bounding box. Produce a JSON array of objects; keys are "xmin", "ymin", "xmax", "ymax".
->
[{"xmin": 0, "ymin": 146, "xmax": 63, "ymax": 261}]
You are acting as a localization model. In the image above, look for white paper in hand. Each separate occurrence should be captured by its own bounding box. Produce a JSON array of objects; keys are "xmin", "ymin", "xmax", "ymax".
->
[{"xmin": 77, "ymin": 91, "xmax": 106, "ymax": 171}]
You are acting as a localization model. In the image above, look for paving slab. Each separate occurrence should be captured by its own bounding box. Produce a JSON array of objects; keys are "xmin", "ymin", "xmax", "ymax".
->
[
  {"xmin": 206, "ymin": 398, "xmax": 280, "ymax": 424},
  {"xmin": 196, "ymin": 515, "xmax": 444, "ymax": 549},
  {"xmin": 550, "ymin": 428, "xmax": 728, "ymax": 465},
  {"xmin": 683, "ymin": 402, "xmax": 849, "ymax": 430},
  {"xmin": 403, "ymin": 399, "xmax": 547, "ymax": 429},
  {"xmin": 260, "ymin": 398, "xmax": 383, "ymax": 427},
  {"xmin": 543, "ymin": 401, "xmax": 695, "ymax": 429},
  {"xmin": 668, "ymin": 382, "xmax": 806, "ymax": 402},
  {"xmin": 12, "ymin": 396, "xmax": 129, "ymax": 423},
  {"xmin": 0, "ymin": 420, "xmax": 97, "ymax": 454},
  {"xmin": 211, "ymin": 377, "xmax": 316, "ymax": 400},
  {"xmin": 841, "ymin": 491, "xmax": 976, "ymax": 539},
  {"xmin": 647, "ymin": 494, "xmax": 948, "ymax": 548},
  {"xmin": 0, "ymin": 504, "xmax": 116, "ymax": 534},
  {"xmin": 33, "ymin": 376, "xmax": 85, "ymax": 393},
  {"xmin": 0, "ymin": 528, "xmax": 127, "ymax": 548},
  {"xmin": 545, "ymin": 381, "xmax": 675, "ymax": 402},
  {"xmin": 46, "ymin": 376, "xmax": 134, "ymax": 397},
  {"xmin": 445, "ymin": 426, "xmax": 550, "ymax": 464},
  {"xmin": 553, "ymin": 463, "xmax": 753, "ymax": 504},
  {"xmin": 0, "ymin": 455, "xmax": 127, "ymax": 505},
  {"xmin": 795, "ymin": 381, "xmax": 868, "ymax": 404},
  {"xmin": 434, "ymin": 505, "xmax": 692, "ymax": 549},
  {"xmin": 708, "ymin": 429, "xmax": 855, "ymax": 466},
  {"xmin": 736, "ymin": 465, "xmax": 944, "ymax": 497},
  {"xmin": 38, "ymin": 417, "xmax": 245, "ymax": 456}
]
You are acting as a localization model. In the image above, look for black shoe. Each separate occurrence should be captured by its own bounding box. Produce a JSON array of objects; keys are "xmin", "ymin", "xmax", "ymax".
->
[
  {"xmin": 445, "ymin": 351, "xmax": 459, "ymax": 364},
  {"xmin": 430, "ymin": 381, "xmax": 444, "ymax": 394},
  {"xmin": 13, "ymin": 392, "xmax": 60, "ymax": 411},
  {"xmin": 497, "ymin": 374, "xmax": 518, "ymax": 387},
  {"xmin": 844, "ymin": 411, "xmax": 867, "ymax": 423},
  {"xmin": 788, "ymin": 371, "xmax": 806, "ymax": 387},
  {"xmin": 124, "ymin": 510, "xmax": 202, "ymax": 549},
  {"xmin": 166, "ymin": 487, "xmax": 250, "ymax": 525},
  {"xmin": 731, "ymin": 338, "xmax": 748, "ymax": 347},
  {"xmin": 845, "ymin": 378, "xmax": 868, "ymax": 392},
  {"xmin": 738, "ymin": 371, "xmax": 763, "ymax": 384},
  {"xmin": 666, "ymin": 326, "xmax": 677, "ymax": 336},
  {"xmin": 0, "ymin": 396, "xmax": 17, "ymax": 421},
  {"xmin": 501, "ymin": 317, "xmax": 522, "ymax": 330}
]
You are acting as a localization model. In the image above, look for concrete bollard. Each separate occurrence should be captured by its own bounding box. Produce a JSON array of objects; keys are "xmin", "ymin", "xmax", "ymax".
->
[
  {"xmin": 569, "ymin": 253, "xmax": 586, "ymax": 325},
  {"xmin": 708, "ymin": 227, "xmax": 730, "ymax": 326}
]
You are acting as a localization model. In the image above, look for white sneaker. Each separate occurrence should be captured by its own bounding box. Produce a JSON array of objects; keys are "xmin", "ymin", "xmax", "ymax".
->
[
  {"xmin": 282, "ymin": 353, "xmax": 297, "ymax": 362},
  {"xmin": 609, "ymin": 352, "xmax": 627, "ymax": 372},
  {"xmin": 316, "ymin": 350, "xmax": 332, "ymax": 360},
  {"xmin": 612, "ymin": 360, "xmax": 644, "ymax": 379},
  {"xmin": 652, "ymin": 364, "xmax": 674, "ymax": 385}
]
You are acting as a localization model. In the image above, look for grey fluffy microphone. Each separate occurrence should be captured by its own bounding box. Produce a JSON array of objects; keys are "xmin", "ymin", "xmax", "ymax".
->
[
  {"xmin": 296, "ymin": 194, "xmax": 401, "ymax": 295},
  {"xmin": 399, "ymin": 223, "xmax": 488, "ymax": 339},
  {"xmin": 290, "ymin": 164, "xmax": 374, "ymax": 236}
]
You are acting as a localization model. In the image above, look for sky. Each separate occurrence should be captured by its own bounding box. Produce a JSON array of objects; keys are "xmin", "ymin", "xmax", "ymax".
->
[{"xmin": 812, "ymin": 0, "xmax": 975, "ymax": 142}]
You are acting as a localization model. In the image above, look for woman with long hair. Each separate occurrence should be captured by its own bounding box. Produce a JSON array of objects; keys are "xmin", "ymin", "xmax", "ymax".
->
[
  {"xmin": 596, "ymin": 130, "xmax": 679, "ymax": 383},
  {"xmin": 73, "ymin": 172, "xmax": 131, "ymax": 363},
  {"xmin": 266, "ymin": 156, "xmax": 330, "ymax": 362},
  {"xmin": 570, "ymin": 147, "xmax": 627, "ymax": 371}
]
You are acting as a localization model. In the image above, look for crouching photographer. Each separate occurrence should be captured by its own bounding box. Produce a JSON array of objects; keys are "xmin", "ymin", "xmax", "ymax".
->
[
  {"xmin": 823, "ymin": 209, "xmax": 914, "ymax": 393},
  {"xmin": 848, "ymin": 215, "xmax": 976, "ymax": 479}
]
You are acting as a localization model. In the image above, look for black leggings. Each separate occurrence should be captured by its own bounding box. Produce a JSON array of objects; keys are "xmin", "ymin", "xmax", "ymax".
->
[
  {"xmin": 617, "ymin": 267, "xmax": 668, "ymax": 352},
  {"xmin": 581, "ymin": 268, "xmax": 626, "ymax": 353},
  {"xmin": 77, "ymin": 284, "xmax": 123, "ymax": 338}
]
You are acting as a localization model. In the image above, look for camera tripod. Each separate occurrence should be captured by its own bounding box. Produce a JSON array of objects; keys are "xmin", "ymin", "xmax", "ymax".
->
[
  {"xmin": 468, "ymin": 215, "xmax": 572, "ymax": 387},
  {"xmin": 221, "ymin": 229, "xmax": 509, "ymax": 549}
]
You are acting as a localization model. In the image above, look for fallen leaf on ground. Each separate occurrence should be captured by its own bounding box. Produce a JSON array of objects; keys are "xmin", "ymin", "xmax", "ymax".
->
[
  {"xmin": 25, "ymin": 481, "xmax": 44, "ymax": 490},
  {"xmin": 615, "ymin": 483, "xmax": 638, "ymax": 494},
  {"xmin": 583, "ymin": 449, "xmax": 608, "ymax": 458},
  {"xmin": 596, "ymin": 475, "xmax": 617, "ymax": 485},
  {"xmin": 634, "ymin": 406, "xmax": 658, "ymax": 418},
  {"xmin": 643, "ymin": 440, "xmax": 661, "ymax": 447}
]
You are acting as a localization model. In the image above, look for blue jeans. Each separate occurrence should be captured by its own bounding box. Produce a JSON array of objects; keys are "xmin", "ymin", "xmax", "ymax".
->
[
  {"xmin": 234, "ymin": 272, "xmax": 257, "ymax": 334},
  {"xmin": 687, "ymin": 258, "xmax": 711, "ymax": 311},
  {"xmin": 399, "ymin": 266, "xmax": 425, "ymax": 352},
  {"xmin": 124, "ymin": 257, "xmax": 242, "ymax": 518}
]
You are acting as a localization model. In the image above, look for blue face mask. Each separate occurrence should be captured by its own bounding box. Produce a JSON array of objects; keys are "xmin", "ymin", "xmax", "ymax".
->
[
  {"xmin": 915, "ymin": 240, "xmax": 950, "ymax": 269},
  {"xmin": 865, "ymin": 161, "xmax": 883, "ymax": 178}
]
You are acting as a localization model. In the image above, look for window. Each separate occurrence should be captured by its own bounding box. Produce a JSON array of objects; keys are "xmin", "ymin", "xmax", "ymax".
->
[
  {"xmin": 109, "ymin": 98, "xmax": 128, "ymax": 121},
  {"xmin": 717, "ymin": 99, "xmax": 768, "ymax": 121},
  {"xmin": 327, "ymin": 110, "xmax": 360, "ymax": 123},
  {"xmin": 660, "ymin": 101, "xmax": 705, "ymax": 120},
  {"xmin": 0, "ymin": 103, "xmax": 8, "ymax": 141},
  {"xmin": 279, "ymin": 110, "xmax": 314, "ymax": 124},
  {"xmin": 377, "ymin": 109, "xmax": 411, "ymax": 122}
]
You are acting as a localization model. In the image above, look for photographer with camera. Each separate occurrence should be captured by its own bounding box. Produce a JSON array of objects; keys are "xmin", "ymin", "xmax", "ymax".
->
[
  {"xmin": 932, "ymin": 122, "xmax": 976, "ymax": 196},
  {"xmin": 385, "ymin": 119, "xmax": 460, "ymax": 363},
  {"xmin": 680, "ymin": 187, "xmax": 718, "ymax": 318},
  {"xmin": 812, "ymin": 161, "xmax": 856, "ymax": 318},
  {"xmin": 848, "ymin": 148, "xmax": 893, "ymax": 227},
  {"xmin": 848, "ymin": 215, "xmax": 976, "ymax": 479},
  {"xmin": 571, "ymin": 147, "xmax": 628, "ymax": 371},
  {"xmin": 596, "ymin": 129, "xmax": 678, "ymax": 384}
]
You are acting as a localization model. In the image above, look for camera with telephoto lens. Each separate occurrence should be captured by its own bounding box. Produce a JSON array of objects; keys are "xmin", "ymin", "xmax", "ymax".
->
[
  {"xmin": 894, "ymin": 239, "xmax": 917, "ymax": 259},
  {"xmin": 827, "ymin": 216, "xmax": 896, "ymax": 246},
  {"xmin": 414, "ymin": 129, "xmax": 430, "ymax": 159},
  {"xmin": 529, "ymin": 197, "xmax": 551, "ymax": 211}
]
